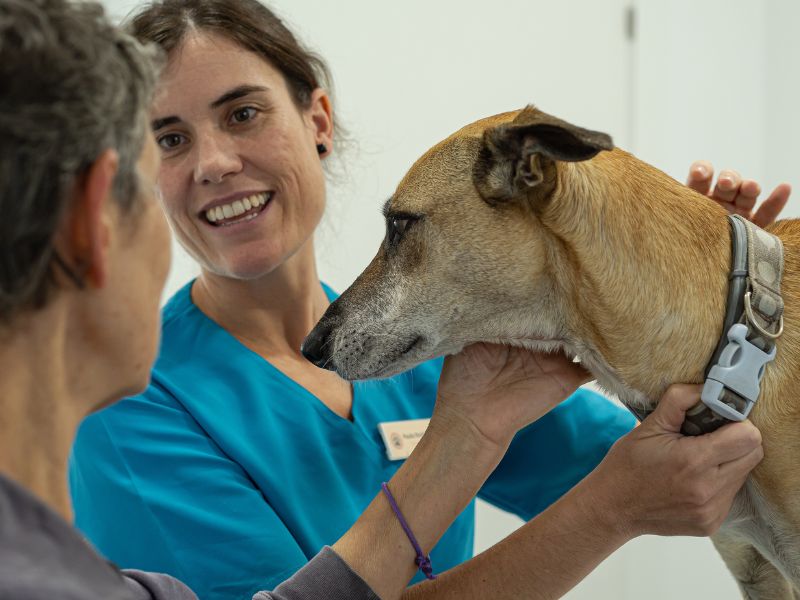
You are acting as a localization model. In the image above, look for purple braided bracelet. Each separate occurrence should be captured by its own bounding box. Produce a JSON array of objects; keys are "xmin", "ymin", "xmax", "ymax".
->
[{"xmin": 380, "ymin": 482, "xmax": 436, "ymax": 580}]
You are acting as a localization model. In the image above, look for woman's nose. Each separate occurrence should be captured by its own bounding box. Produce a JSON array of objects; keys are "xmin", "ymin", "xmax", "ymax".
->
[{"xmin": 192, "ymin": 133, "xmax": 242, "ymax": 185}]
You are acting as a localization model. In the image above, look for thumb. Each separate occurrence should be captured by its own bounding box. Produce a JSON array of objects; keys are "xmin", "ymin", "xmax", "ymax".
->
[
  {"xmin": 565, "ymin": 362, "xmax": 593, "ymax": 389},
  {"xmin": 539, "ymin": 352, "xmax": 593, "ymax": 388},
  {"xmin": 647, "ymin": 384, "xmax": 703, "ymax": 434},
  {"xmin": 753, "ymin": 183, "xmax": 791, "ymax": 228}
]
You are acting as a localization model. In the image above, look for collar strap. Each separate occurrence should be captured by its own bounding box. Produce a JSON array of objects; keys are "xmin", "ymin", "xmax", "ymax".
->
[
  {"xmin": 710, "ymin": 215, "xmax": 750, "ymax": 365},
  {"xmin": 627, "ymin": 215, "xmax": 785, "ymax": 434},
  {"xmin": 682, "ymin": 215, "xmax": 784, "ymax": 435}
]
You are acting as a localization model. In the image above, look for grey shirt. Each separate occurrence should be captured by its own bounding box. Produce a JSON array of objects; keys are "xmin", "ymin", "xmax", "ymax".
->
[{"xmin": 0, "ymin": 474, "xmax": 378, "ymax": 600}]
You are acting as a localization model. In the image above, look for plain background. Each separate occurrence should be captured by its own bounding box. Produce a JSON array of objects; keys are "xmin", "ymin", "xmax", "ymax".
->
[{"xmin": 101, "ymin": 1, "xmax": 800, "ymax": 597}]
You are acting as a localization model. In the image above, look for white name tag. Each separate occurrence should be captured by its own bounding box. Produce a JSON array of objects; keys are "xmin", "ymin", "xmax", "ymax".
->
[{"xmin": 377, "ymin": 418, "xmax": 431, "ymax": 461}]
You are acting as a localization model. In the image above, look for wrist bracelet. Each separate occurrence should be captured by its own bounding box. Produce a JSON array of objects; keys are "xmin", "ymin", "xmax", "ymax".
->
[{"xmin": 380, "ymin": 482, "xmax": 437, "ymax": 580}]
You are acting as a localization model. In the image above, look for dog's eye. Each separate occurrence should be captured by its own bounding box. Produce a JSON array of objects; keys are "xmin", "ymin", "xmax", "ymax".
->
[{"xmin": 387, "ymin": 216, "xmax": 414, "ymax": 246}]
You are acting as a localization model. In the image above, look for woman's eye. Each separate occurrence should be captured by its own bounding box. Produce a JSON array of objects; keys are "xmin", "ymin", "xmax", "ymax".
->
[
  {"xmin": 231, "ymin": 107, "xmax": 257, "ymax": 124},
  {"xmin": 156, "ymin": 133, "xmax": 185, "ymax": 151}
]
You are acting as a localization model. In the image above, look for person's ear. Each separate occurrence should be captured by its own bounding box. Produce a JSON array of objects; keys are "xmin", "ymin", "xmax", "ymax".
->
[
  {"xmin": 307, "ymin": 88, "xmax": 334, "ymax": 158},
  {"xmin": 62, "ymin": 149, "xmax": 119, "ymax": 289}
]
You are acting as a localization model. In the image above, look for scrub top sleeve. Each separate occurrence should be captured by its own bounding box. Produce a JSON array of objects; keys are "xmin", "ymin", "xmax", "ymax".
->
[
  {"xmin": 69, "ymin": 381, "xmax": 310, "ymax": 600},
  {"xmin": 477, "ymin": 389, "xmax": 636, "ymax": 521}
]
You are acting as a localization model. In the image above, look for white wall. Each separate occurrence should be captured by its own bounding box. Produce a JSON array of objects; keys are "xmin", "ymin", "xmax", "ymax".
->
[
  {"xmin": 765, "ymin": 0, "xmax": 800, "ymax": 212},
  {"xmin": 633, "ymin": 1, "xmax": 767, "ymax": 183},
  {"xmin": 633, "ymin": 0, "xmax": 798, "ymax": 215},
  {"xmin": 100, "ymin": 0, "xmax": 799, "ymax": 598}
]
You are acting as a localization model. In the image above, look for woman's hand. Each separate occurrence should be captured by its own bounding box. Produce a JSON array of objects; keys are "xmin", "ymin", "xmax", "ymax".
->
[
  {"xmin": 337, "ymin": 344, "xmax": 589, "ymax": 600},
  {"xmin": 400, "ymin": 385, "xmax": 762, "ymax": 600},
  {"xmin": 586, "ymin": 384, "xmax": 763, "ymax": 539},
  {"xmin": 433, "ymin": 343, "xmax": 591, "ymax": 450},
  {"xmin": 686, "ymin": 161, "xmax": 791, "ymax": 227}
]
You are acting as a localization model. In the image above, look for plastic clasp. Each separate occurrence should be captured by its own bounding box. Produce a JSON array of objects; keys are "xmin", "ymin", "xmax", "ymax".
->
[{"xmin": 701, "ymin": 323, "xmax": 776, "ymax": 421}]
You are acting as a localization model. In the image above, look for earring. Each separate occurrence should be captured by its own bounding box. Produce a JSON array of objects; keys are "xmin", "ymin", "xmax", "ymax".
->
[{"xmin": 316, "ymin": 143, "xmax": 327, "ymax": 155}]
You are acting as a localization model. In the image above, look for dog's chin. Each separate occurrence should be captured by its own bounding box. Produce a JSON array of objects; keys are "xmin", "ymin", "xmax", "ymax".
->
[
  {"xmin": 514, "ymin": 338, "xmax": 568, "ymax": 354},
  {"xmin": 333, "ymin": 337, "xmax": 574, "ymax": 382},
  {"xmin": 334, "ymin": 336, "xmax": 438, "ymax": 382}
]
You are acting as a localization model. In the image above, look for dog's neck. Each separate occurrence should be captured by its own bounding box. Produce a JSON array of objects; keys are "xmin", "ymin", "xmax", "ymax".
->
[{"xmin": 538, "ymin": 149, "xmax": 732, "ymax": 409}]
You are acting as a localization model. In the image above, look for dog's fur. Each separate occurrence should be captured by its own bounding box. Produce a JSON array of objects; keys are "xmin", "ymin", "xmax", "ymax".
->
[{"xmin": 304, "ymin": 106, "xmax": 800, "ymax": 598}]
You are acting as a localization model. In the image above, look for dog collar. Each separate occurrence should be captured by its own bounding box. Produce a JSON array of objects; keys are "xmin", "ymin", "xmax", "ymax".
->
[{"xmin": 628, "ymin": 215, "xmax": 785, "ymax": 435}]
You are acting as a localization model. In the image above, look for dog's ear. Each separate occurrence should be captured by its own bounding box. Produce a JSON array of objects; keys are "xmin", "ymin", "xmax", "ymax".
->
[{"xmin": 474, "ymin": 106, "xmax": 613, "ymax": 203}]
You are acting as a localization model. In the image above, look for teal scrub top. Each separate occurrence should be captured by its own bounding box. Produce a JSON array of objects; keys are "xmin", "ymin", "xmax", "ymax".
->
[{"xmin": 69, "ymin": 282, "xmax": 635, "ymax": 600}]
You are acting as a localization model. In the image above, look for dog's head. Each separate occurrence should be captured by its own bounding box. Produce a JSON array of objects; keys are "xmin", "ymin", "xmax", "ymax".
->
[{"xmin": 303, "ymin": 106, "xmax": 613, "ymax": 380}]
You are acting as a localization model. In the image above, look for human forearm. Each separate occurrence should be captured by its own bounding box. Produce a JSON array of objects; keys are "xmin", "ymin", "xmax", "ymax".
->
[
  {"xmin": 400, "ymin": 472, "xmax": 628, "ymax": 600},
  {"xmin": 333, "ymin": 344, "xmax": 593, "ymax": 599},
  {"xmin": 401, "ymin": 384, "xmax": 764, "ymax": 599},
  {"xmin": 332, "ymin": 415, "xmax": 508, "ymax": 600}
]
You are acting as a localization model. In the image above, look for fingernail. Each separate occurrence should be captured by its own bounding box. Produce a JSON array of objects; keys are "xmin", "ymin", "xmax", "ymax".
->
[
  {"xmin": 695, "ymin": 165, "xmax": 709, "ymax": 178},
  {"xmin": 719, "ymin": 176, "xmax": 734, "ymax": 190}
]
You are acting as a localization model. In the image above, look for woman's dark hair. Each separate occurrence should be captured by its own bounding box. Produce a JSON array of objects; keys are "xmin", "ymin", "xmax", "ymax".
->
[
  {"xmin": 128, "ymin": 0, "xmax": 333, "ymax": 112},
  {"xmin": 0, "ymin": 0, "xmax": 161, "ymax": 322}
]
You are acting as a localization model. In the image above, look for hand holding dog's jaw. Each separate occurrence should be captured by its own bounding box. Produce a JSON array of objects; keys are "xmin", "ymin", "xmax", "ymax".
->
[
  {"xmin": 584, "ymin": 383, "xmax": 763, "ymax": 540},
  {"xmin": 432, "ymin": 343, "xmax": 591, "ymax": 450}
]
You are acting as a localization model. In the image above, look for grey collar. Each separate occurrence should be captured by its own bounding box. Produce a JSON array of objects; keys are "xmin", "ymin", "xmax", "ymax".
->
[
  {"xmin": 708, "ymin": 216, "xmax": 750, "ymax": 369},
  {"xmin": 628, "ymin": 215, "xmax": 785, "ymax": 435}
]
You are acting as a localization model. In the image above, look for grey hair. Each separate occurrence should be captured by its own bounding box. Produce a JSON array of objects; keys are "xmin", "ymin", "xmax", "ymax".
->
[{"xmin": 0, "ymin": 0, "xmax": 162, "ymax": 321}]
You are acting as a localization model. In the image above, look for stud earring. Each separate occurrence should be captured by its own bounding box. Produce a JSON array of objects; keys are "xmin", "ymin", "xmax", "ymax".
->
[{"xmin": 316, "ymin": 143, "xmax": 327, "ymax": 155}]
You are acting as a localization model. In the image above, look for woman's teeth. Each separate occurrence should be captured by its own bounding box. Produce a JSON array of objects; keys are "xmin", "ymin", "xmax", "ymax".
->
[{"xmin": 205, "ymin": 192, "xmax": 270, "ymax": 225}]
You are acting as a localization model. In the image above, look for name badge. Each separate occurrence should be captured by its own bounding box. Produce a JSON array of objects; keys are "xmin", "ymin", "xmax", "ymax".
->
[{"xmin": 377, "ymin": 418, "xmax": 430, "ymax": 461}]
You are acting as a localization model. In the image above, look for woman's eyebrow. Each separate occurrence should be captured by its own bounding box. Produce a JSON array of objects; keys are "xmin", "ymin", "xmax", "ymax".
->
[
  {"xmin": 210, "ymin": 84, "xmax": 270, "ymax": 109},
  {"xmin": 152, "ymin": 116, "xmax": 180, "ymax": 131},
  {"xmin": 150, "ymin": 85, "xmax": 270, "ymax": 131}
]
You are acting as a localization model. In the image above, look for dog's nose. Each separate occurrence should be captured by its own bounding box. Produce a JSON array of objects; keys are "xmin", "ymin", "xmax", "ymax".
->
[{"xmin": 301, "ymin": 322, "xmax": 334, "ymax": 370}]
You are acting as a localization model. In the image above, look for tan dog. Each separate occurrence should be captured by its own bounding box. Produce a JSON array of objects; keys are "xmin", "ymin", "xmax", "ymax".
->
[{"xmin": 303, "ymin": 106, "xmax": 800, "ymax": 598}]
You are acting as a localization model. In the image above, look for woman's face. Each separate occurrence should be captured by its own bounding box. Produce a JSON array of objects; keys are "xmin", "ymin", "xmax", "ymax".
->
[{"xmin": 150, "ymin": 32, "xmax": 333, "ymax": 280}]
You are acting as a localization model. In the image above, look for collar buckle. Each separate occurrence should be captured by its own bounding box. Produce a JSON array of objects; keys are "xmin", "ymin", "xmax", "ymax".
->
[{"xmin": 701, "ymin": 323, "xmax": 776, "ymax": 422}]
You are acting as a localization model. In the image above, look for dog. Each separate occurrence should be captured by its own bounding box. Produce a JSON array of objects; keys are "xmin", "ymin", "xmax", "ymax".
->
[{"xmin": 302, "ymin": 105, "xmax": 800, "ymax": 598}]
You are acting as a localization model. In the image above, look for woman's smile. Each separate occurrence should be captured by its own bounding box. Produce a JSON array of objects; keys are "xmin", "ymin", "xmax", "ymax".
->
[{"xmin": 201, "ymin": 190, "xmax": 274, "ymax": 229}]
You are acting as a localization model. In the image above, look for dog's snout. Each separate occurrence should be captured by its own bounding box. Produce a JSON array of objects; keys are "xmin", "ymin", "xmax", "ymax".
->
[{"xmin": 301, "ymin": 321, "xmax": 335, "ymax": 370}]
